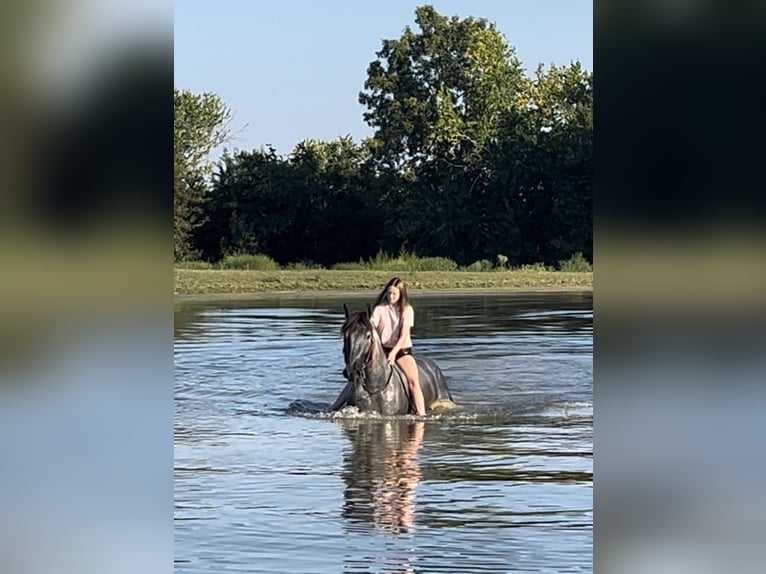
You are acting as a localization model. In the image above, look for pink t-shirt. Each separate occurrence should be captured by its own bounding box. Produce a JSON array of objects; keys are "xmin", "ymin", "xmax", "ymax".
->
[{"xmin": 371, "ymin": 303, "xmax": 414, "ymax": 348}]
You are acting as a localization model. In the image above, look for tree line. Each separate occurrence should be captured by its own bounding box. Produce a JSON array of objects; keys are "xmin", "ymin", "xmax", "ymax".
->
[{"xmin": 174, "ymin": 5, "xmax": 592, "ymax": 268}]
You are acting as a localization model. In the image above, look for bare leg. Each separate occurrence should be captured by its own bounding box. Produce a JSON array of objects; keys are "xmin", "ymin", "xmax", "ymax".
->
[
  {"xmin": 330, "ymin": 382, "xmax": 354, "ymax": 411},
  {"xmin": 397, "ymin": 355, "xmax": 426, "ymax": 415}
]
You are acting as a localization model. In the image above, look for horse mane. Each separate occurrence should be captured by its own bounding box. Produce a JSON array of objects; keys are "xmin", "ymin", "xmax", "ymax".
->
[
  {"xmin": 341, "ymin": 304, "xmax": 374, "ymax": 335},
  {"xmin": 341, "ymin": 310, "xmax": 369, "ymax": 335}
]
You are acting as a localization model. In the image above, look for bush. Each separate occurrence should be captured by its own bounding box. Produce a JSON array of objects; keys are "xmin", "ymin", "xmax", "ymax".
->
[
  {"xmin": 413, "ymin": 257, "xmax": 458, "ymax": 271},
  {"xmin": 366, "ymin": 250, "xmax": 414, "ymax": 271},
  {"xmin": 518, "ymin": 262, "xmax": 554, "ymax": 272},
  {"xmin": 361, "ymin": 250, "xmax": 458, "ymax": 272},
  {"xmin": 462, "ymin": 259, "xmax": 494, "ymax": 272},
  {"xmin": 284, "ymin": 261, "xmax": 325, "ymax": 270},
  {"xmin": 175, "ymin": 260, "xmax": 215, "ymax": 269},
  {"xmin": 331, "ymin": 261, "xmax": 367, "ymax": 270},
  {"xmin": 558, "ymin": 252, "xmax": 593, "ymax": 272},
  {"xmin": 220, "ymin": 253, "xmax": 279, "ymax": 270}
]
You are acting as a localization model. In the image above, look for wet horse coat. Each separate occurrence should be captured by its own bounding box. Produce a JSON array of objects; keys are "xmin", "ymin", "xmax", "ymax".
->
[{"xmin": 330, "ymin": 306, "xmax": 455, "ymax": 415}]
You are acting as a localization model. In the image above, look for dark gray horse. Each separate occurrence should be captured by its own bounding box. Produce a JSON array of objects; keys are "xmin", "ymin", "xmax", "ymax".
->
[{"xmin": 330, "ymin": 305, "xmax": 456, "ymax": 415}]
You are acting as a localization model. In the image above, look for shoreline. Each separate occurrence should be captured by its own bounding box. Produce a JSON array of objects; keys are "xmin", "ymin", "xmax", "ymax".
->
[
  {"xmin": 175, "ymin": 285, "xmax": 593, "ymax": 304},
  {"xmin": 174, "ymin": 269, "xmax": 592, "ymax": 302}
]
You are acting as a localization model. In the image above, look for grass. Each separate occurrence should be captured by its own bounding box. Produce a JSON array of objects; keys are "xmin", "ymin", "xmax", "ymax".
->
[
  {"xmin": 174, "ymin": 268, "xmax": 592, "ymax": 296},
  {"xmin": 174, "ymin": 251, "xmax": 593, "ymax": 296}
]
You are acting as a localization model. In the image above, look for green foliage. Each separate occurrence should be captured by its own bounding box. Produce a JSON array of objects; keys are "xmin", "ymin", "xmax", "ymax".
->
[
  {"xmin": 332, "ymin": 250, "xmax": 457, "ymax": 272},
  {"xmin": 366, "ymin": 250, "xmax": 457, "ymax": 271},
  {"xmin": 413, "ymin": 257, "xmax": 459, "ymax": 271},
  {"xmin": 360, "ymin": 5, "xmax": 524, "ymax": 168},
  {"xmin": 485, "ymin": 60, "xmax": 593, "ymax": 266},
  {"xmin": 366, "ymin": 250, "xmax": 416, "ymax": 271},
  {"xmin": 197, "ymin": 137, "xmax": 382, "ymax": 266},
  {"xmin": 220, "ymin": 254, "xmax": 279, "ymax": 270},
  {"xmin": 284, "ymin": 261, "xmax": 325, "ymax": 270},
  {"xmin": 518, "ymin": 262, "xmax": 554, "ymax": 272},
  {"xmin": 462, "ymin": 259, "xmax": 494, "ymax": 272},
  {"xmin": 174, "ymin": 88, "xmax": 234, "ymax": 174},
  {"xmin": 558, "ymin": 252, "xmax": 592, "ymax": 272},
  {"xmin": 175, "ymin": 260, "xmax": 215, "ymax": 269},
  {"xmin": 331, "ymin": 261, "xmax": 368, "ymax": 271},
  {"xmin": 183, "ymin": 6, "xmax": 591, "ymax": 271},
  {"xmin": 174, "ymin": 88, "xmax": 235, "ymax": 261}
]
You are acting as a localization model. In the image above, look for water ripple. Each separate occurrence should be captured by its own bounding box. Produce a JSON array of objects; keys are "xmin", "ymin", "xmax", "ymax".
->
[{"xmin": 175, "ymin": 292, "xmax": 592, "ymax": 573}]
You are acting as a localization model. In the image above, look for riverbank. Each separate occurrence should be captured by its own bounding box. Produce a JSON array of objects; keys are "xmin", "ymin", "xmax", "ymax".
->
[{"xmin": 175, "ymin": 268, "xmax": 593, "ymax": 298}]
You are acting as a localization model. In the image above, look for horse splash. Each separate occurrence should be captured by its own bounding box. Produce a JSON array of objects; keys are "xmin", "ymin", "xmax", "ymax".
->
[{"xmin": 330, "ymin": 305, "xmax": 456, "ymax": 415}]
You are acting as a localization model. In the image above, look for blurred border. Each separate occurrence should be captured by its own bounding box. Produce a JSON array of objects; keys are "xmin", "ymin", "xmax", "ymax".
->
[
  {"xmin": 0, "ymin": 2, "xmax": 172, "ymax": 573},
  {"xmin": 596, "ymin": 1, "xmax": 765, "ymax": 572}
]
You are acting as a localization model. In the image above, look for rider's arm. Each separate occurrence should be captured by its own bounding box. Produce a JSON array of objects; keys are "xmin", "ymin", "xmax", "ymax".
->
[{"xmin": 390, "ymin": 306, "xmax": 414, "ymax": 357}]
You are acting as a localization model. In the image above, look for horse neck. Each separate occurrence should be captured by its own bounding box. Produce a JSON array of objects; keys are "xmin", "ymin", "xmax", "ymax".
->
[{"xmin": 365, "ymin": 338, "xmax": 391, "ymax": 378}]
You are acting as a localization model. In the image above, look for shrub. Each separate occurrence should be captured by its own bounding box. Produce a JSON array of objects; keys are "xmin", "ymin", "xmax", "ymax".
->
[
  {"xmin": 332, "ymin": 261, "xmax": 367, "ymax": 270},
  {"xmin": 413, "ymin": 257, "xmax": 458, "ymax": 271},
  {"xmin": 364, "ymin": 250, "xmax": 413, "ymax": 271},
  {"xmin": 362, "ymin": 250, "xmax": 458, "ymax": 272},
  {"xmin": 462, "ymin": 259, "xmax": 494, "ymax": 272},
  {"xmin": 558, "ymin": 252, "xmax": 593, "ymax": 272},
  {"xmin": 518, "ymin": 262, "xmax": 554, "ymax": 272},
  {"xmin": 175, "ymin": 260, "xmax": 215, "ymax": 269},
  {"xmin": 220, "ymin": 253, "xmax": 279, "ymax": 270},
  {"xmin": 284, "ymin": 261, "xmax": 325, "ymax": 270},
  {"xmin": 367, "ymin": 249, "xmax": 411, "ymax": 271}
]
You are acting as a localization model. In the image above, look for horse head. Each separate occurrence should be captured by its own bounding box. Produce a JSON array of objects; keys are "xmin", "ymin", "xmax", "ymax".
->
[{"xmin": 341, "ymin": 306, "xmax": 376, "ymax": 383}]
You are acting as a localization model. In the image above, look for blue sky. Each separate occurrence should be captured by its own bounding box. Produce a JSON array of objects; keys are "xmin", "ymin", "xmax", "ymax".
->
[{"xmin": 175, "ymin": 1, "xmax": 592, "ymax": 158}]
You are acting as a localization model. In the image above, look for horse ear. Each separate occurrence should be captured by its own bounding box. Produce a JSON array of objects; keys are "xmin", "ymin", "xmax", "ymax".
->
[{"xmin": 343, "ymin": 304, "xmax": 349, "ymax": 319}]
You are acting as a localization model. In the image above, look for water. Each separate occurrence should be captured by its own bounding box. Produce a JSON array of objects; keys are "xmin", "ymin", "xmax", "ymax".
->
[{"xmin": 174, "ymin": 291, "xmax": 593, "ymax": 573}]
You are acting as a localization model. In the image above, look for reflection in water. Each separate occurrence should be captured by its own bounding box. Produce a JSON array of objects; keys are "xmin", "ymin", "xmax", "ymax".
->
[{"xmin": 340, "ymin": 419, "xmax": 425, "ymax": 535}]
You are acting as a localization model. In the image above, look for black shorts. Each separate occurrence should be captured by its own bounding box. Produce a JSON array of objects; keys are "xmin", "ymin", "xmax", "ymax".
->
[{"xmin": 383, "ymin": 346, "xmax": 413, "ymax": 360}]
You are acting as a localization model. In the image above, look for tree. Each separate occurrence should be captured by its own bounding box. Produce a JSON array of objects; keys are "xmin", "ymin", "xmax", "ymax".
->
[
  {"xmin": 184, "ymin": 8, "xmax": 592, "ymax": 268},
  {"xmin": 359, "ymin": 5, "xmax": 525, "ymax": 169},
  {"xmin": 173, "ymin": 88, "xmax": 234, "ymax": 260},
  {"xmin": 199, "ymin": 137, "xmax": 383, "ymax": 266},
  {"xmin": 287, "ymin": 137, "xmax": 382, "ymax": 265},
  {"xmin": 357, "ymin": 5, "xmax": 528, "ymax": 261},
  {"xmin": 486, "ymin": 61, "xmax": 593, "ymax": 264}
]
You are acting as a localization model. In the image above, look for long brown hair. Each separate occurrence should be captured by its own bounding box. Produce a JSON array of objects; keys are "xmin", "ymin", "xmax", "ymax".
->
[{"xmin": 372, "ymin": 276, "xmax": 411, "ymax": 314}]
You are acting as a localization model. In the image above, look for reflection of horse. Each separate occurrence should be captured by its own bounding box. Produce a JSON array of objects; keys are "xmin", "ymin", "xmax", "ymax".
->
[
  {"xmin": 340, "ymin": 419, "xmax": 425, "ymax": 535},
  {"xmin": 331, "ymin": 306, "xmax": 456, "ymax": 415}
]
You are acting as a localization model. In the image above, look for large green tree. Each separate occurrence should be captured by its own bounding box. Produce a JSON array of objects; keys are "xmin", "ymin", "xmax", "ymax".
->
[
  {"xmin": 359, "ymin": 4, "xmax": 524, "ymax": 169},
  {"xmin": 173, "ymin": 88, "xmax": 234, "ymax": 260},
  {"xmin": 358, "ymin": 5, "xmax": 530, "ymax": 263}
]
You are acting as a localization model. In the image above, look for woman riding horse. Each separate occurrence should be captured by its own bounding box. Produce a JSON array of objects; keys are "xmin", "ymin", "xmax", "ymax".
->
[
  {"xmin": 368, "ymin": 278, "xmax": 425, "ymax": 414},
  {"xmin": 330, "ymin": 281, "xmax": 455, "ymax": 415}
]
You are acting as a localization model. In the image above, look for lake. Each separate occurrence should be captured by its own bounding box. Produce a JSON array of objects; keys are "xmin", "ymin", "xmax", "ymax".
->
[{"xmin": 174, "ymin": 290, "xmax": 593, "ymax": 573}]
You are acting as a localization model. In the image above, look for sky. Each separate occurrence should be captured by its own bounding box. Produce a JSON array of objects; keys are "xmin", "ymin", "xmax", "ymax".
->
[{"xmin": 174, "ymin": 0, "xmax": 592, "ymax": 158}]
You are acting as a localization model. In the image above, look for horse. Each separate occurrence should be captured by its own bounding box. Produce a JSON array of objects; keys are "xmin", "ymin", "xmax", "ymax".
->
[{"xmin": 330, "ymin": 304, "xmax": 456, "ymax": 415}]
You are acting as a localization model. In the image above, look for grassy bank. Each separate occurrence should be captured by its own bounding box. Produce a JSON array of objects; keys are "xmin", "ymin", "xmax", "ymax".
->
[{"xmin": 175, "ymin": 268, "xmax": 592, "ymax": 296}]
